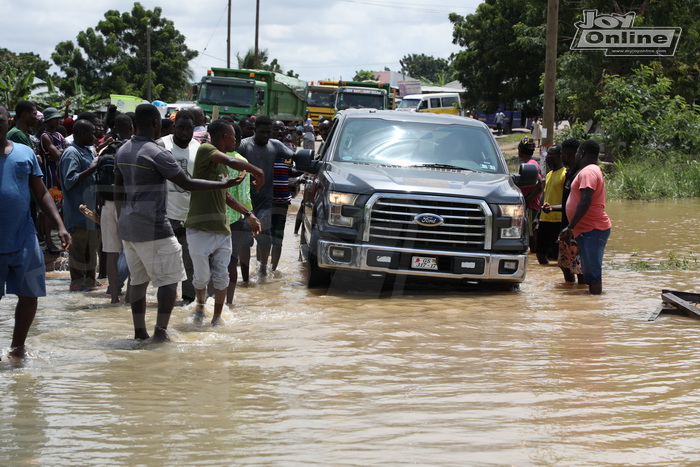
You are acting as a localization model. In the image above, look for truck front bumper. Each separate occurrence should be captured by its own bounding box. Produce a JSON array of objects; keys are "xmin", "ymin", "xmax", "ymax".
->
[{"xmin": 317, "ymin": 240, "xmax": 528, "ymax": 283}]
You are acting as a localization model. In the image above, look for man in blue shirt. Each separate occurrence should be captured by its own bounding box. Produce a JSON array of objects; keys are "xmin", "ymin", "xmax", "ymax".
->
[
  {"xmin": 59, "ymin": 119, "xmax": 99, "ymax": 291},
  {"xmin": 0, "ymin": 105, "xmax": 71, "ymax": 360}
]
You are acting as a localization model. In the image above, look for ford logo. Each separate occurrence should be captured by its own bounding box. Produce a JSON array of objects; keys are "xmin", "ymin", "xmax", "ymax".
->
[{"xmin": 414, "ymin": 213, "xmax": 444, "ymax": 227}]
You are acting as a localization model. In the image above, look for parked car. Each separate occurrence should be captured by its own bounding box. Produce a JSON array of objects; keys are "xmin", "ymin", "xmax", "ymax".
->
[{"xmin": 295, "ymin": 109, "xmax": 538, "ymax": 288}]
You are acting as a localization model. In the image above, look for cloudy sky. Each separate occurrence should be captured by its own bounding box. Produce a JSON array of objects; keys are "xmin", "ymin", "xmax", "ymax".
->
[{"xmin": 3, "ymin": 0, "xmax": 483, "ymax": 85}]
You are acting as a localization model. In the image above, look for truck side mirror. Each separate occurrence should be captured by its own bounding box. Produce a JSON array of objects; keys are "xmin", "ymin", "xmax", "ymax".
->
[
  {"xmin": 256, "ymin": 89, "xmax": 265, "ymax": 106},
  {"xmin": 512, "ymin": 163, "xmax": 539, "ymax": 188},
  {"xmin": 294, "ymin": 149, "xmax": 321, "ymax": 174},
  {"xmin": 192, "ymin": 84, "xmax": 199, "ymax": 99}
]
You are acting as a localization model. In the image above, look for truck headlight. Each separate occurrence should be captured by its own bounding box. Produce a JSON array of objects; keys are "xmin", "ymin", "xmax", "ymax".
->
[
  {"xmin": 328, "ymin": 191, "xmax": 359, "ymax": 227},
  {"xmin": 498, "ymin": 204, "xmax": 525, "ymax": 238}
]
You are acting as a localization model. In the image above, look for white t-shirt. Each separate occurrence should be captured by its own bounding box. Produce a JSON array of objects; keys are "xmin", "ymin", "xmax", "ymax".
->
[{"xmin": 160, "ymin": 135, "xmax": 200, "ymax": 221}]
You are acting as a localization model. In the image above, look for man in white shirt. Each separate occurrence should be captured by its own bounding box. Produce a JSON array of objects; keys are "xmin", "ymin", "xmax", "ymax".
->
[
  {"xmin": 495, "ymin": 110, "xmax": 505, "ymax": 135},
  {"xmin": 158, "ymin": 109, "xmax": 200, "ymax": 304}
]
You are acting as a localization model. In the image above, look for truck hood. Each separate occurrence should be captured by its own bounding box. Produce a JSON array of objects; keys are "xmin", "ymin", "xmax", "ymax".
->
[{"xmin": 324, "ymin": 162, "xmax": 522, "ymax": 203}]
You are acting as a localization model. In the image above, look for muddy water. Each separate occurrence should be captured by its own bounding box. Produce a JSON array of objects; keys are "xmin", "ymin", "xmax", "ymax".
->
[{"xmin": 2, "ymin": 199, "xmax": 700, "ymax": 465}]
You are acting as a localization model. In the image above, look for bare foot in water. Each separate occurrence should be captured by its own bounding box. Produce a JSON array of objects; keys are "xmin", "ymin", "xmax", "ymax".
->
[
  {"xmin": 211, "ymin": 316, "xmax": 224, "ymax": 327},
  {"xmin": 134, "ymin": 329, "xmax": 150, "ymax": 340}
]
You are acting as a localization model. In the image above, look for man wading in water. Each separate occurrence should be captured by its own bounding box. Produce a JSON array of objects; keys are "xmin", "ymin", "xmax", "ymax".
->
[
  {"xmin": 114, "ymin": 104, "xmax": 244, "ymax": 342},
  {"xmin": 0, "ymin": 105, "xmax": 71, "ymax": 359}
]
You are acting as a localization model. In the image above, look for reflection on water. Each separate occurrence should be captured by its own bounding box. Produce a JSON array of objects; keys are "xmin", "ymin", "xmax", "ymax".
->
[{"xmin": 1, "ymin": 199, "xmax": 700, "ymax": 465}]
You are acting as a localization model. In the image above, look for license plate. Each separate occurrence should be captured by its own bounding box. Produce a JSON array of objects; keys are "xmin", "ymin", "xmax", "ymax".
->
[{"xmin": 412, "ymin": 256, "xmax": 437, "ymax": 270}]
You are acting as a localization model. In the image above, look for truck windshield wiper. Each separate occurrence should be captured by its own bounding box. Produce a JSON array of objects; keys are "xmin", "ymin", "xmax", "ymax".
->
[{"xmin": 411, "ymin": 163, "xmax": 474, "ymax": 171}]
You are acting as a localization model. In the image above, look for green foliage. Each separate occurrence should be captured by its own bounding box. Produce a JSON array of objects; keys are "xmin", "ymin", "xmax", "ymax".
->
[
  {"xmin": 449, "ymin": 0, "xmax": 700, "ymax": 122},
  {"xmin": 51, "ymin": 2, "xmax": 198, "ymax": 102},
  {"xmin": 0, "ymin": 68, "xmax": 43, "ymax": 109},
  {"xmin": 555, "ymin": 0, "xmax": 700, "ymax": 123},
  {"xmin": 0, "ymin": 48, "xmax": 51, "ymax": 81},
  {"xmin": 553, "ymin": 121, "xmax": 589, "ymax": 144},
  {"xmin": 610, "ymin": 250, "xmax": 699, "ymax": 271},
  {"xmin": 352, "ymin": 70, "xmax": 378, "ymax": 81},
  {"xmin": 607, "ymin": 148, "xmax": 700, "ymax": 200},
  {"xmin": 595, "ymin": 64, "xmax": 700, "ymax": 158},
  {"xmin": 236, "ymin": 48, "xmax": 297, "ymax": 77},
  {"xmin": 449, "ymin": 0, "xmax": 547, "ymax": 112},
  {"xmin": 399, "ymin": 53, "xmax": 454, "ymax": 85}
]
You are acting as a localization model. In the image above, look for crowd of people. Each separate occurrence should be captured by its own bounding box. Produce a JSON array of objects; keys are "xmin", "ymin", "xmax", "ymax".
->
[
  {"xmin": 522, "ymin": 136, "xmax": 612, "ymax": 296},
  {"xmin": 1, "ymin": 99, "xmax": 304, "ymax": 357},
  {"xmin": 1, "ymin": 95, "xmax": 611, "ymax": 360}
]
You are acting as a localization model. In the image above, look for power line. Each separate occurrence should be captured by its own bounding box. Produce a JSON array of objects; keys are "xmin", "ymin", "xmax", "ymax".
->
[
  {"xmin": 194, "ymin": 2, "xmax": 230, "ymax": 70},
  {"xmin": 336, "ymin": 0, "xmax": 476, "ymax": 14}
]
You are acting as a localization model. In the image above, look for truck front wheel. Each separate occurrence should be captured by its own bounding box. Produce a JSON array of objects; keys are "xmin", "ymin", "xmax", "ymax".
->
[{"xmin": 306, "ymin": 250, "xmax": 332, "ymax": 288}]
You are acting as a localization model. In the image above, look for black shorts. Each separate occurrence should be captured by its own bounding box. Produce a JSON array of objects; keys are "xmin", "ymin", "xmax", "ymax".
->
[
  {"xmin": 230, "ymin": 219, "xmax": 253, "ymax": 260},
  {"xmin": 271, "ymin": 203, "xmax": 289, "ymax": 247},
  {"xmin": 536, "ymin": 221, "xmax": 562, "ymax": 255}
]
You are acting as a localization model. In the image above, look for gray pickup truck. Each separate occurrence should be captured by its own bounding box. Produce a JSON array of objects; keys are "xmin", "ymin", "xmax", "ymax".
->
[{"xmin": 295, "ymin": 109, "xmax": 538, "ymax": 288}]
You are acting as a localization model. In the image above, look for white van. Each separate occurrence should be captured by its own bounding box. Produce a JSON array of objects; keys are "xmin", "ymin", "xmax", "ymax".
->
[{"xmin": 395, "ymin": 93, "xmax": 462, "ymax": 115}]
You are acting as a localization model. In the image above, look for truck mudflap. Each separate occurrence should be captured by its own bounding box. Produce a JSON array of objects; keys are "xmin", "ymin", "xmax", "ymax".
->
[{"xmin": 317, "ymin": 240, "xmax": 528, "ymax": 283}]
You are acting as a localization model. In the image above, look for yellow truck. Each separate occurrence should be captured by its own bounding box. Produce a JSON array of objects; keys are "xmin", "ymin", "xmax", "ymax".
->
[{"xmin": 307, "ymin": 82, "xmax": 337, "ymax": 129}]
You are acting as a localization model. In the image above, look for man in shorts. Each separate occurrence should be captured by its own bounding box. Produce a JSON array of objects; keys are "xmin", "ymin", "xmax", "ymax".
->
[
  {"xmin": 0, "ymin": 105, "xmax": 71, "ymax": 360},
  {"xmin": 114, "ymin": 104, "xmax": 245, "ymax": 342},
  {"xmin": 186, "ymin": 119, "xmax": 263, "ymax": 325},
  {"xmin": 97, "ymin": 114, "xmax": 133, "ymax": 303}
]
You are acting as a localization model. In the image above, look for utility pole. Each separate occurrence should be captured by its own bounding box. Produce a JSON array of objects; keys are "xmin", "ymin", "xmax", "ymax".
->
[
  {"xmin": 254, "ymin": 0, "xmax": 260, "ymax": 68},
  {"xmin": 542, "ymin": 0, "xmax": 559, "ymax": 148},
  {"xmin": 227, "ymin": 0, "xmax": 232, "ymax": 68},
  {"xmin": 146, "ymin": 26, "xmax": 152, "ymax": 101}
]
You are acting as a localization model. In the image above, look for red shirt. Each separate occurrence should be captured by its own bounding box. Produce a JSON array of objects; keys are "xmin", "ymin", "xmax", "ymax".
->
[
  {"xmin": 566, "ymin": 164, "xmax": 612, "ymax": 237},
  {"xmin": 520, "ymin": 158, "xmax": 542, "ymax": 210}
]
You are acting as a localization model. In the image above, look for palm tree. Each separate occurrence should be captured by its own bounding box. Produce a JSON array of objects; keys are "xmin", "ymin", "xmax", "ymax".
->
[{"xmin": 236, "ymin": 48, "xmax": 270, "ymax": 70}]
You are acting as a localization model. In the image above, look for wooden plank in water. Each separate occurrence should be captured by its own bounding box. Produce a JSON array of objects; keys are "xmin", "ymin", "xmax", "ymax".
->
[
  {"xmin": 662, "ymin": 289, "xmax": 700, "ymax": 306},
  {"xmin": 648, "ymin": 304, "xmax": 666, "ymax": 321},
  {"xmin": 661, "ymin": 292, "xmax": 700, "ymax": 320}
]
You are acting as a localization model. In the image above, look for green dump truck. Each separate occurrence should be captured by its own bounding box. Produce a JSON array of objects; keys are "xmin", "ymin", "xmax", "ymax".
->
[
  {"xmin": 330, "ymin": 80, "xmax": 393, "ymax": 112},
  {"xmin": 194, "ymin": 68, "xmax": 308, "ymax": 124}
]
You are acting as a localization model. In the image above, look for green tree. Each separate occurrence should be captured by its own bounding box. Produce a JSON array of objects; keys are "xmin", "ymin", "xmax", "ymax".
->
[
  {"xmin": 555, "ymin": 0, "xmax": 700, "ymax": 123},
  {"xmin": 236, "ymin": 48, "xmax": 297, "ymax": 77},
  {"xmin": 399, "ymin": 53, "xmax": 453, "ymax": 84},
  {"xmin": 449, "ymin": 0, "xmax": 547, "ymax": 112},
  {"xmin": 352, "ymin": 70, "xmax": 378, "ymax": 81},
  {"xmin": 0, "ymin": 48, "xmax": 52, "ymax": 81},
  {"xmin": 52, "ymin": 2, "xmax": 198, "ymax": 102},
  {"xmin": 595, "ymin": 64, "xmax": 700, "ymax": 158}
]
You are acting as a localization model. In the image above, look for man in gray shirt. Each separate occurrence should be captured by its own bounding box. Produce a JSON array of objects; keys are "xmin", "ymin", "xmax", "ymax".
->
[
  {"xmin": 237, "ymin": 115, "xmax": 294, "ymax": 277},
  {"xmin": 115, "ymin": 104, "xmax": 244, "ymax": 342}
]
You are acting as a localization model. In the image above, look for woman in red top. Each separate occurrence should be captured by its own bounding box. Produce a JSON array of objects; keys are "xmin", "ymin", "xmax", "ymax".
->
[{"xmin": 559, "ymin": 140, "xmax": 612, "ymax": 294}]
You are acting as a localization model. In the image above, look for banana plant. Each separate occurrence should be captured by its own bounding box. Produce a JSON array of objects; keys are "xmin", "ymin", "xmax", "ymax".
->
[{"xmin": 0, "ymin": 68, "xmax": 43, "ymax": 108}]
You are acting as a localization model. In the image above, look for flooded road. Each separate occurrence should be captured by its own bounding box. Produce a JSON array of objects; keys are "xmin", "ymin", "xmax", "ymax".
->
[{"xmin": 2, "ymin": 199, "xmax": 700, "ymax": 465}]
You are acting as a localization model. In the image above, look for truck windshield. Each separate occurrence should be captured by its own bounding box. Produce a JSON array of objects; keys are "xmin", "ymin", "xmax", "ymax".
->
[
  {"xmin": 336, "ymin": 92, "xmax": 385, "ymax": 110},
  {"xmin": 334, "ymin": 119, "xmax": 505, "ymax": 173},
  {"xmin": 308, "ymin": 90, "xmax": 335, "ymax": 107},
  {"xmin": 197, "ymin": 83, "xmax": 254, "ymax": 108},
  {"xmin": 396, "ymin": 99, "xmax": 420, "ymax": 110}
]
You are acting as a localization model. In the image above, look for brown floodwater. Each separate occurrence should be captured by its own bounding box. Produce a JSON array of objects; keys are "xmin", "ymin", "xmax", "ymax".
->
[{"xmin": 1, "ymin": 199, "xmax": 700, "ymax": 465}]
